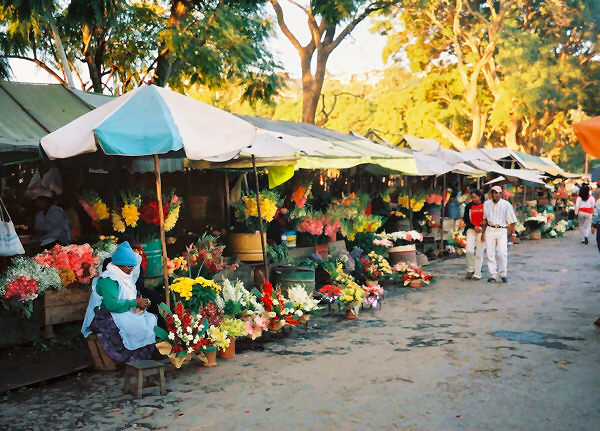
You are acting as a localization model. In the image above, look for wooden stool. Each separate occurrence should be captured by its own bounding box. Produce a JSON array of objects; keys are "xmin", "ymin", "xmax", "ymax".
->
[
  {"xmin": 123, "ymin": 360, "xmax": 166, "ymax": 399},
  {"xmin": 86, "ymin": 334, "xmax": 118, "ymax": 371}
]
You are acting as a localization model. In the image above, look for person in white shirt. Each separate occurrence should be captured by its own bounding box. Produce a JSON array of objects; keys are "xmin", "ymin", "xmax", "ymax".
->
[
  {"xmin": 32, "ymin": 189, "xmax": 71, "ymax": 249},
  {"xmin": 574, "ymin": 183, "xmax": 595, "ymax": 244},
  {"xmin": 481, "ymin": 185, "xmax": 517, "ymax": 283}
]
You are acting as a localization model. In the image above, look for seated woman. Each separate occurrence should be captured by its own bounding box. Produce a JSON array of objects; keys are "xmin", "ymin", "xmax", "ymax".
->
[{"xmin": 82, "ymin": 242, "xmax": 157, "ymax": 363}]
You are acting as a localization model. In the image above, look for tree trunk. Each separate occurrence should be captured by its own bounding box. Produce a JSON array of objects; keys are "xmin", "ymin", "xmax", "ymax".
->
[
  {"xmin": 154, "ymin": 0, "xmax": 191, "ymax": 87},
  {"xmin": 49, "ymin": 20, "xmax": 75, "ymax": 88},
  {"xmin": 301, "ymin": 49, "xmax": 330, "ymax": 124}
]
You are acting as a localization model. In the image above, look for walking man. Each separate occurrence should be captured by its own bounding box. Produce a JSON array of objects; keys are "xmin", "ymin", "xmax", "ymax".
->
[{"xmin": 481, "ymin": 185, "xmax": 517, "ymax": 283}]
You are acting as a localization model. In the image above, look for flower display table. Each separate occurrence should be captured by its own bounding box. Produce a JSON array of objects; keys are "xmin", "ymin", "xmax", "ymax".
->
[{"xmin": 43, "ymin": 288, "xmax": 91, "ymax": 338}]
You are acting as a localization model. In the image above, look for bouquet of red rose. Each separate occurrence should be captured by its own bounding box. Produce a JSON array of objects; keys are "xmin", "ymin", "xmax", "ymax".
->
[{"xmin": 154, "ymin": 301, "xmax": 215, "ymax": 368}]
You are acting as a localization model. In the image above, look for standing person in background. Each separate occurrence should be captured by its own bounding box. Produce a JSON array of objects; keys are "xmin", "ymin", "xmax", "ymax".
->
[
  {"xmin": 481, "ymin": 185, "xmax": 518, "ymax": 283},
  {"xmin": 463, "ymin": 189, "xmax": 486, "ymax": 280},
  {"xmin": 591, "ymin": 189, "xmax": 600, "ymax": 255},
  {"xmin": 575, "ymin": 183, "xmax": 595, "ymax": 244}
]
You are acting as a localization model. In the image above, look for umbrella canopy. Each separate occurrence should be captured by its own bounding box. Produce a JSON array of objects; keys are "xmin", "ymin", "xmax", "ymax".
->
[
  {"xmin": 41, "ymin": 85, "xmax": 258, "ymax": 161},
  {"xmin": 573, "ymin": 116, "xmax": 600, "ymax": 158}
]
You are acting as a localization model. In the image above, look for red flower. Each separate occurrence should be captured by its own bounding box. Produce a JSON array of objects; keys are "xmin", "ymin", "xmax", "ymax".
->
[{"xmin": 139, "ymin": 201, "xmax": 169, "ymax": 226}]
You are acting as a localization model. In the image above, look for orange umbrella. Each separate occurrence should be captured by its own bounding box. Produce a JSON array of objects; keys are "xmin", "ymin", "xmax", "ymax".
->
[{"xmin": 573, "ymin": 116, "xmax": 600, "ymax": 158}]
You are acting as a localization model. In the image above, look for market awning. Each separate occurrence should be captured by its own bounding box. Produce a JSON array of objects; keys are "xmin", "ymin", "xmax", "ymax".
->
[
  {"xmin": 0, "ymin": 81, "xmax": 112, "ymax": 157},
  {"xmin": 573, "ymin": 116, "xmax": 600, "ymax": 158}
]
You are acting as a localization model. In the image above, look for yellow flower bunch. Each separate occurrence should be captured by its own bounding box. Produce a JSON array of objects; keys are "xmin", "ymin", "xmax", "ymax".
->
[
  {"xmin": 170, "ymin": 277, "xmax": 194, "ymax": 300},
  {"xmin": 164, "ymin": 205, "xmax": 180, "ymax": 232},
  {"xmin": 241, "ymin": 196, "xmax": 278, "ymax": 222},
  {"xmin": 170, "ymin": 276, "xmax": 221, "ymax": 300},
  {"xmin": 398, "ymin": 195, "xmax": 425, "ymax": 212},
  {"xmin": 339, "ymin": 283, "xmax": 365, "ymax": 305},
  {"xmin": 167, "ymin": 256, "xmax": 188, "ymax": 277},
  {"xmin": 58, "ymin": 268, "xmax": 76, "ymax": 287},
  {"xmin": 92, "ymin": 201, "xmax": 109, "ymax": 220},
  {"xmin": 111, "ymin": 211, "xmax": 125, "ymax": 233},
  {"xmin": 121, "ymin": 203, "xmax": 139, "ymax": 227},
  {"xmin": 208, "ymin": 325, "xmax": 230, "ymax": 350}
]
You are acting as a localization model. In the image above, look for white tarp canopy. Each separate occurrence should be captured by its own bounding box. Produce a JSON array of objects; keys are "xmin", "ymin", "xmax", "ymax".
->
[{"xmin": 41, "ymin": 85, "xmax": 296, "ymax": 162}]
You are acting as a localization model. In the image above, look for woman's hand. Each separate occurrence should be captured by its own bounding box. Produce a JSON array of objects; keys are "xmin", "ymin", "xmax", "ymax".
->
[{"xmin": 136, "ymin": 297, "xmax": 150, "ymax": 309}]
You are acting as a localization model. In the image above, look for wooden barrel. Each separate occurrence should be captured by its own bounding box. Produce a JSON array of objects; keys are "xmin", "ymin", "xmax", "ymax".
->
[
  {"xmin": 229, "ymin": 232, "xmax": 266, "ymax": 262},
  {"xmin": 386, "ymin": 217, "xmax": 411, "ymax": 233},
  {"xmin": 388, "ymin": 244, "xmax": 417, "ymax": 266},
  {"xmin": 272, "ymin": 265, "xmax": 315, "ymax": 295}
]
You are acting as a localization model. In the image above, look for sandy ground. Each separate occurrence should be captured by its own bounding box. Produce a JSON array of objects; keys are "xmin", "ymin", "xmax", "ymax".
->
[{"xmin": 1, "ymin": 230, "xmax": 599, "ymax": 431}]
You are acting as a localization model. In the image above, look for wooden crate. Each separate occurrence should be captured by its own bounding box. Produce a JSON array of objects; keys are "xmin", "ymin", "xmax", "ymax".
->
[{"xmin": 43, "ymin": 288, "xmax": 91, "ymax": 338}]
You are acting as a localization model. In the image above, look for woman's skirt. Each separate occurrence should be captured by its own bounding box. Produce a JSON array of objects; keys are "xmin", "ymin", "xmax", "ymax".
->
[{"xmin": 89, "ymin": 308, "xmax": 155, "ymax": 363}]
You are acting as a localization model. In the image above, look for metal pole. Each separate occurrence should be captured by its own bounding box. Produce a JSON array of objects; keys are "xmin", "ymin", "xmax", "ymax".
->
[
  {"xmin": 154, "ymin": 154, "xmax": 170, "ymax": 308},
  {"xmin": 252, "ymin": 155, "xmax": 269, "ymax": 283},
  {"xmin": 439, "ymin": 174, "xmax": 446, "ymax": 252},
  {"xmin": 407, "ymin": 176, "xmax": 413, "ymax": 230}
]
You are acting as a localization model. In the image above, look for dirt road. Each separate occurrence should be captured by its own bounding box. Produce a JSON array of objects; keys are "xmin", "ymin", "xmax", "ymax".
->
[{"xmin": 2, "ymin": 231, "xmax": 599, "ymax": 431}]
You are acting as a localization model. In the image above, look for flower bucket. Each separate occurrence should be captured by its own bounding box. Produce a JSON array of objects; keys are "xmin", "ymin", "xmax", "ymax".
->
[
  {"xmin": 219, "ymin": 337, "xmax": 235, "ymax": 359},
  {"xmin": 204, "ymin": 350, "xmax": 217, "ymax": 367},
  {"xmin": 530, "ymin": 230, "xmax": 542, "ymax": 240},
  {"xmin": 345, "ymin": 309, "xmax": 359, "ymax": 319},
  {"xmin": 272, "ymin": 265, "xmax": 315, "ymax": 296},
  {"xmin": 386, "ymin": 218, "xmax": 410, "ymax": 233},
  {"xmin": 315, "ymin": 243, "xmax": 329, "ymax": 259},
  {"xmin": 365, "ymin": 279, "xmax": 379, "ymax": 286},
  {"xmin": 388, "ymin": 244, "xmax": 417, "ymax": 266},
  {"xmin": 229, "ymin": 232, "xmax": 266, "ymax": 262},
  {"xmin": 141, "ymin": 239, "xmax": 162, "ymax": 278},
  {"xmin": 409, "ymin": 280, "xmax": 423, "ymax": 288}
]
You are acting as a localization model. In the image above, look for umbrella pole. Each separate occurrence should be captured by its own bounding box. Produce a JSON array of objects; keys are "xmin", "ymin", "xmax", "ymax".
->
[
  {"xmin": 252, "ymin": 155, "xmax": 269, "ymax": 283},
  {"xmin": 407, "ymin": 176, "xmax": 413, "ymax": 230},
  {"xmin": 439, "ymin": 174, "xmax": 446, "ymax": 252},
  {"xmin": 154, "ymin": 154, "xmax": 170, "ymax": 308}
]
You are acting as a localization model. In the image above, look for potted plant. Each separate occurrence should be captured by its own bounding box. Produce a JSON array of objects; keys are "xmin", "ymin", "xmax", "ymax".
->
[
  {"xmin": 362, "ymin": 283, "xmax": 384, "ymax": 308},
  {"xmin": 286, "ymin": 284, "xmax": 321, "ymax": 324},
  {"xmin": 359, "ymin": 251, "xmax": 393, "ymax": 285},
  {"xmin": 154, "ymin": 301, "xmax": 214, "ymax": 368},
  {"xmin": 524, "ymin": 212, "xmax": 547, "ymax": 239},
  {"xmin": 393, "ymin": 262, "xmax": 433, "ymax": 288},
  {"xmin": 230, "ymin": 190, "xmax": 279, "ymax": 261},
  {"xmin": 218, "ymin": 317, "xmax": 246, "ymax": 359}
]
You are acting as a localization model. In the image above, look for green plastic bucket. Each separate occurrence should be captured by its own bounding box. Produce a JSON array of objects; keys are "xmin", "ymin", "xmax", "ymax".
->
[
  {"xmin": 142, "ymin": 239, "xmax": 162, "ymax": 278},
  {"xmin": 272, "ymin": 265, "xmax": 315, "ymax": 295}
]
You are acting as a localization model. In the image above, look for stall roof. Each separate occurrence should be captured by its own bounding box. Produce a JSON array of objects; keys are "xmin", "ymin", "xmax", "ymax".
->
[
  {"xmin": 232, "ymin": 116, "xmax": 418, "ymax": 174},
  {"xmin": 0, "ymin": 81, "xmax": 112, "ymax": 156}
]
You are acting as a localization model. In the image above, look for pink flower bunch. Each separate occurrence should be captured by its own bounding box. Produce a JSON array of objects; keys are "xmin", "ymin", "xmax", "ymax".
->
[
  {"xmin": 362, "ymin": 284, "xmax": 384, "ymax": 307},
  {"xmin": 373, "ymin": 238, "xmax": 393, "ymax": 248},
  {"xmin": 245, "ymin": 315, "xmax": 268, "ymax": 336},
  {"xmin": 34, "ymin": 244, "xmax": 100, "ymax": 285},
  {"xmin": 425, "ymin": 193, "xmax": 443, "ymax": 205},
  {"xmin": 298, "ymin": 216, "xmax": 324, "ymax": 236},
  {"xmin": 323, "ymin": 218, "xmax": 341, "ymax": 242}
]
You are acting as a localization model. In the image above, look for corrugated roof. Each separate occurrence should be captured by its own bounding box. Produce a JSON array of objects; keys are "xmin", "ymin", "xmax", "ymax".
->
[{"xmin": 0, "ymin": 81, "xmax": 112, "ymax": 154}]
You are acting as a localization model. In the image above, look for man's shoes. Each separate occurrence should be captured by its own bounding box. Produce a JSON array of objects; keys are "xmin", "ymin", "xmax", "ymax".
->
[
  {"xmin": 487, "ymin": 277, "xmax": 496, "ymax": 283},
  {"xmin": 594, "ymin": 318, "xmax": 600, "ymax": 329},
  {"xmin": 473, "ymin": 276, "xmax": 481, "ymax": 281},
  {"xmin": 584, "ymin": 238, "xmax": 589, "ymax": 245},
  {"xmin": 466, "ymin": 272, "xmax": 474, "ymax": 279},
  {"xmin": 500, "ymin": 277, "xmax": 508, "ymax": 283}
]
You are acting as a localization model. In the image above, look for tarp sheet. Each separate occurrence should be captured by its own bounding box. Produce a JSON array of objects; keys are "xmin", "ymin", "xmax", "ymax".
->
[{"xmin": 573, "ymin": 116, "xmax": 600, "ymax": 159}]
